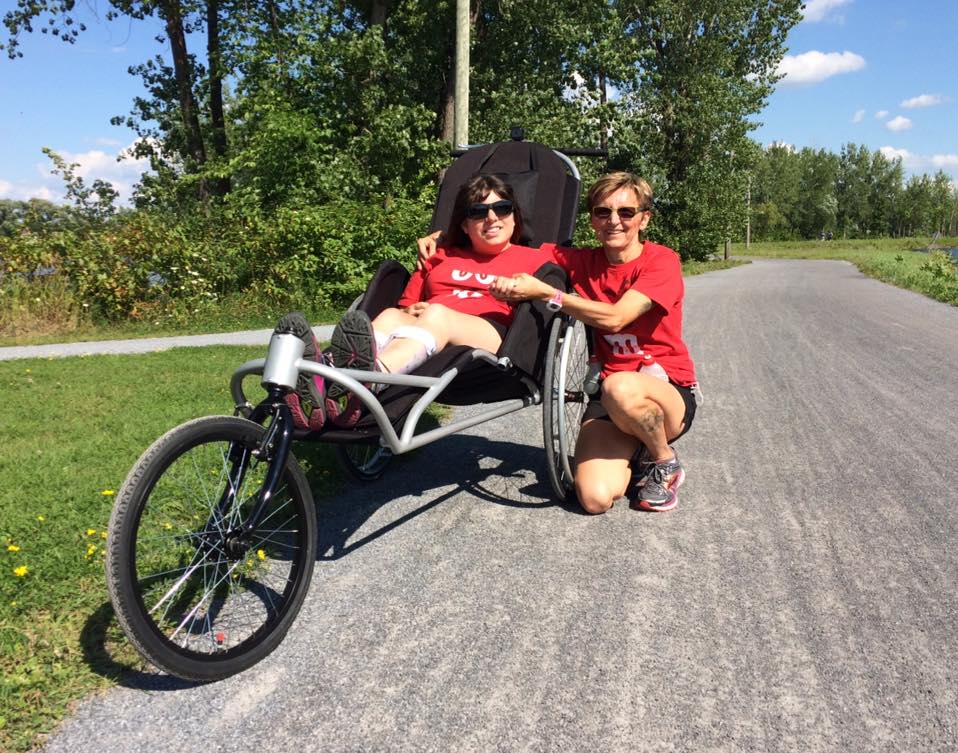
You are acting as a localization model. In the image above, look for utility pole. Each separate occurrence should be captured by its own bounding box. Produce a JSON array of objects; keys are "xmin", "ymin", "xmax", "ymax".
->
[
  {"xmin": 746, "ymin": 176, "xmax": 751, "ymax": 250},
  {"xmin": 454, "ymin": 0, "xmax": 470, "ymax": 149}
]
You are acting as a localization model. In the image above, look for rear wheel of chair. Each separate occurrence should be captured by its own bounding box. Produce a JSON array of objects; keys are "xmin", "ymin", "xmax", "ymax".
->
[
  {"xmin": 106, "ymin": 415, "xmax": 317, "ymax": 682},
  {"xmin": 542, "ymin": 316, "xmax": 589, "ymax": 504},
  {"xmin": 335, "ymin": 442, "xmax": 394, "ymax": 481}
]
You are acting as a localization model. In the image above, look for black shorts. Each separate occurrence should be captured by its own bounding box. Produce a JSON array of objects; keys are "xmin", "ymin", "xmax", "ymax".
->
[
  {"xmin": 485, "ymin": 318, "xmax": 509, "ymax": 339},
  {"xmin": 581, "ymin": 380, "xmax": 696, "ymax": 442}
]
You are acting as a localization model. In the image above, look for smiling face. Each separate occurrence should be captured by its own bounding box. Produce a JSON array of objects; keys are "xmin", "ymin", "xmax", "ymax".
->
[
  {"xmin": 461, "ymin": 190, "xmax": 516, "ymax": 254},
  {"xmin": 589, "ymin": 186, "xmax": 651, "ymax": 258}
]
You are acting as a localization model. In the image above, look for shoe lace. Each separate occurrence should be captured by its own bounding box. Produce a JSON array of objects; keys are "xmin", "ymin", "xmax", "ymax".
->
[{"xmin": 647, "ymin": 463, "xmax": 667, "ymax": 488}]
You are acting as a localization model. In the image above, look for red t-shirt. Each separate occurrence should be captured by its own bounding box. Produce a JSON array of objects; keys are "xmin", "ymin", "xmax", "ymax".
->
[
  {"xmin": 398, "ymin": 244, "xmax": 542, "ymax": 327},
  {"xmin": 544, "ymin": 242, "xmax": 696, "ymax": 385}
]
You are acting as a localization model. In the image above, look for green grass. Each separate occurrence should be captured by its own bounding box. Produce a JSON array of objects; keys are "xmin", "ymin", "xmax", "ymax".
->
[
  {"xmin": 682, "ymin": 258, "xmax": 748, "ymax": 276},
  {"xmin": 0, "ymin": 346, "xmax": 374, "ymax": 752},
  {"xmin": 734, "ymin": 237, "xmax": 958, "ymax": 306},
  {"xmin": 0, "ymin": 290, "xmax": 345, "ymax": 348}
]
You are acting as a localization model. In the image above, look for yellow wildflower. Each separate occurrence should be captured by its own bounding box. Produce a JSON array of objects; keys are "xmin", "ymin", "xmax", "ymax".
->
[
  {"xmin": 7, "ymin": 544, "xmax": 20, "ymax": 553},
  {"xmin": 13, "ymin": 566, "xmax": 28, "ymax": 577},
  {"xmin": 86, "ymin": 528, "xmax": 97, "ymax": 537},
  {"xmin": 256, "ymin": 549, "xmax": 266, "ymax": 561},
  {"xmin": 86, "ymin": 544, "xmax": 98, "ymax": 558},
  {"xmin": 101, "ymin": 490, "xmax": 115, "ymax": 497},
  {"xmin": 37, "ymin": 515, "xmax": 45, "ymax": 522}
]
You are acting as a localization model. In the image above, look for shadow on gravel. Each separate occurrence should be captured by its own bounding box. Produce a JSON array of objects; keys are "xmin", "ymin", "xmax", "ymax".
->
[
  {"xmin": 315, "ymin": 433, "xmax": 580, "ymax": 561},
  {"xmin": 81, "ymin": 435, "xmax": 577, "ymax": 688},
  {"xmin": 80, "ymin": 601, "xmax": 203, "ymax": 691}
]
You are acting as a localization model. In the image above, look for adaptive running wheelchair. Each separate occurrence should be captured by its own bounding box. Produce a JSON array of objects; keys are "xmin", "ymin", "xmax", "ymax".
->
[{"xmin": 105, "ymin": 135, "xmax": 595, "ymax": 681}]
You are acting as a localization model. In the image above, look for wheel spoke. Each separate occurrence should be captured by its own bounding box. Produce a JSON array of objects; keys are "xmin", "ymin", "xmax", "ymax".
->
[{"xmin": 109, "ymin": 416, "xmax": 316, "ymax": 678}]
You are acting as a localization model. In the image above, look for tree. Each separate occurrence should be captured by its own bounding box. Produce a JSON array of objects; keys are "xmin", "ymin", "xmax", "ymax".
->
[
  {"xmin": 3, "ymin": 1, "xmax": 232, "ymax": 201},
  {"xmin": 612, "ymin": 0, "xmax": 803, "ymax": 258},
  {"xmin": 794, "ymin": 148, "xmax": 838, "ymax": 238}
]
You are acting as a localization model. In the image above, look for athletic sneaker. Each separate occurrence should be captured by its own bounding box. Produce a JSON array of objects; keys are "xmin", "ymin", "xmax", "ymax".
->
[
  {"xmin": 631, "ymin": 449, "xmax": 685, "ymax": 512},
  {"xmin": 630, "ymin": 444, "xmax": 652, "ymax": 487},
  {"xmin": 326, "ymin": 310, "xmax": 379, "ymax": 427},
  {"xmin": 326, "ymin": 310, "xmax": 379, "ymax": 395},
  {"xmin": 272, "ymin": 311, "xmax": 327, "ymax": 431}
]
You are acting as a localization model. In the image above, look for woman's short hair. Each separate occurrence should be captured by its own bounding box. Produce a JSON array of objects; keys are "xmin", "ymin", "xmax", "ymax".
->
[
  {"xmin": 587, "ymin": 172, "xmax": 654, "ymax": 212},
  {"xmin": 446, "ymin": 174, "xmax": 525, "ymax": 248}
]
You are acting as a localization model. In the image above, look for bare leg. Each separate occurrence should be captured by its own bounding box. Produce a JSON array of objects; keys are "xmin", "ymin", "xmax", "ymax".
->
[
  {"xmin": 375, "ymin": 304, "xmax": 503, "ymax": 374},
  {"xmin": 599, "ymin": 371, "xmax": 687, "ymax": 462},
  {"xmin": 573, "ymin": 419, "xmax": 639, "ymax": 514}
]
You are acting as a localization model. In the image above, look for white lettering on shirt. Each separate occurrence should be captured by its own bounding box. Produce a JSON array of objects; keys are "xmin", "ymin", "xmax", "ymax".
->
[
  {"xmin": 603, "ymin": 333, "xmax": 641, "ymax": 356},
  {"xmin": 451, "ymin": 269, "xmax": 498, "ymax": 286}
]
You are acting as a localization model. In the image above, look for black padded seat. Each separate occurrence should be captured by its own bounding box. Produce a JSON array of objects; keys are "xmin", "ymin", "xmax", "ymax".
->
[{"xmin": 430, "ymin": 140, "xmax": 580, "ymax": 247}]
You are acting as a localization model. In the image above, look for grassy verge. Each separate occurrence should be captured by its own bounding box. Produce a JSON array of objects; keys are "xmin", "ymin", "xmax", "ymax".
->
[
  {"xmin": 1, "ymin": 259, "xmax": 746, "ymax": 348},
  {"xmin": 734, "ymin": 237, "xmax": 958, "ymax": 306},
  {"xmin": 0, "ymin": 289, "xmax": 345, "ymax": 348},
  {"xmin": 0, "ymin": 346, "xmax": 373, "ymax": 752}
]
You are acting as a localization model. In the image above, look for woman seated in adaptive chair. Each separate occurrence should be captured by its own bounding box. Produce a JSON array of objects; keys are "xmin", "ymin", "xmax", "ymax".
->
[
  {"xmin": 274, "ymin": 173, "xmax": 550, "ymax": 429},
  {"xmin": 419, "ymin": 172, "xmax": 699, "ymax": 515}
]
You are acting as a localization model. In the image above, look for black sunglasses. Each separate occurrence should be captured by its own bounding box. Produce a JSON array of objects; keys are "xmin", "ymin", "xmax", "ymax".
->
[
  {"xmin": 466, "ymin": 200, "xmax": 514, "ymax": 220},
  {"xmin": 591, "ymin": 205, "xmax": 648, "ymax": 220}
]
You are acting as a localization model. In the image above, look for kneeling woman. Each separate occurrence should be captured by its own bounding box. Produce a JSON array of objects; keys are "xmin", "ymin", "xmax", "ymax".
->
[{"xmin": 489, "ymin": 172, "xmax": 698, "ymax": 514}]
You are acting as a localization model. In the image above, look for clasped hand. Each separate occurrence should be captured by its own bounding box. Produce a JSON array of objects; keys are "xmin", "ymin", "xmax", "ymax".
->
[{"xmin": 489, "ymin": 273, "xmax": 549, "ymax": 302}]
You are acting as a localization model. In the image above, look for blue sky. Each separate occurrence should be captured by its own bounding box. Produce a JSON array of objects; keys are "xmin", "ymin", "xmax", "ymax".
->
[{"xmin": 0, "ymin": 0, "xmax": 955, "ymax": 205}]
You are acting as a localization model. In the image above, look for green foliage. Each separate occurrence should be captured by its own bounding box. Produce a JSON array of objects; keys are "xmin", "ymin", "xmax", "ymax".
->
[
  {"xmin": 2, "ymin": 0, "xmax": 812, "ymax": 315},
  {"xmin": 918, "ymin": 249, "xmax": 958, "ymax": 279},
  {"xmin": 239, "ymin": 197, "xmax": 433, "ymax": 305},
  {"xmin": 751, "ymin": 142, "xmax": 958, "ymax": 241}
]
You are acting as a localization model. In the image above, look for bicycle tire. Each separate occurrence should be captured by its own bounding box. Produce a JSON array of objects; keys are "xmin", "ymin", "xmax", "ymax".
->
[
  {"xmin": 542, "ymin": 316, "xmax": 589, "ymax": 503},
  {"xmin": 335, "ymin": 443, "xmax": 394, "ymax": 481},
  {"xmin": 106, "ymin": 415, "xmax": 316, "ymax": 682}
]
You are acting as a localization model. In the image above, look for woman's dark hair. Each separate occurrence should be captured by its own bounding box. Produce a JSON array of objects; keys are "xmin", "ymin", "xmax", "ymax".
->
[{"xmin": 445, "ymin": 174, "xmax": 524, "ymax": 248}]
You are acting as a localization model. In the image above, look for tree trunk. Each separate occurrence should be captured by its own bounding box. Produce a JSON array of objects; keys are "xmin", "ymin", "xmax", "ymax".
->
[
  {"xmin": 160, "ymin": 0, "xmax": 208, "ymax": 200},
  {"xmin": 369, "ymin": 0, "xmax": 390, "ymax": 27},
  {"xmin": 207, "ymin": 0, "xmax": 230, "ymax": 196}
]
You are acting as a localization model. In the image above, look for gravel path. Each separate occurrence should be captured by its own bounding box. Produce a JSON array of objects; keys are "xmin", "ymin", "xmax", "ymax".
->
[{"xmin": 37, "ymin": 259, "xmax": 958, "ymax": 753}]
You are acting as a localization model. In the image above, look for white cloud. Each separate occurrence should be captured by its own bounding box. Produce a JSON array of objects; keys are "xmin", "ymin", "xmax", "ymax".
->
[
  {"xmin": 768, "ymin": 140, "xmax": 796, "ymax": 153},
  {"xmin": 777, "ymin": 50, "xmax": 866, "ymax": 85},
  {"xmin": 886, "ymin": 116, "xmax": 912, "ymax": 132},
  {"xmin": 878, "ymin": 149, "xmax": 958, "ymax": 175},
  {"xmin": 852, "ymin": 109, "xmax": 865, "ymax": 123},
  {"xmin": 65, "ymin": 144, "xmax": 152, "ymax": 204},
  {"xmin": 875, "ymin": 110, "xmax": 889, "ymax": 120},
  {"xmin": 930, "ymin": 154, "xmax": 958, "ymax": 168},
  {"xmin": 0, "ymin": 178, "xmax": 58, "ymax": 202},
  {"xmin": 803, "ymin": 0, "xmax": 853, "ymax": 22},
  {"xmin": 900, "ymin": 94, "xmax": 943, "ymax": 109},
  {"xmin": 879, "ymin": 146, "xmax": 912, "ymax": 163},
  {"xmin": 2, "ymin": 140, "xmax": 152, "ymax": 205}
]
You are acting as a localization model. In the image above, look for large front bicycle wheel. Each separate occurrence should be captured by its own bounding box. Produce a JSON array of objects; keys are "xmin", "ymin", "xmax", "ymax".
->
[
  {"xmin": 542, "ymin": 316, "xmax": 589, "ymax": 503},
  {"xmin": 106, "ymin": 416, "xmax": 316, "ymax": 682}
]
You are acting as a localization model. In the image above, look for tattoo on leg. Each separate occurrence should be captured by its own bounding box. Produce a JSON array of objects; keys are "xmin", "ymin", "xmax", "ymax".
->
[{"xmin": 638, "ymin": 404, "xmax": 663, "ymax": 435}]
